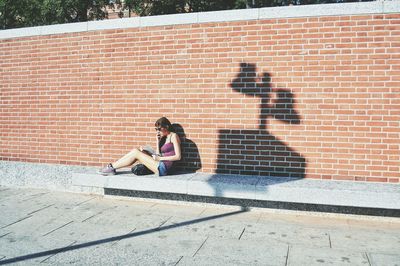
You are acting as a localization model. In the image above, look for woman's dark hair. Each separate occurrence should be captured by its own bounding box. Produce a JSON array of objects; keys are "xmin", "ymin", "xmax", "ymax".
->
[
  {"xmin": 155, "ymin": 117, "xmax": 175, "ymax": 150},
  {"xmin": 155, "ymin": 117, "xmax": 175, "ymax": 133}
]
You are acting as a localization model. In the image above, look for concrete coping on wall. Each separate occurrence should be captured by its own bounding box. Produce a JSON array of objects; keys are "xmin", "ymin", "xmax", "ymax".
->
[
  {"xmin": 72, "ymin": 170, "xmax": 400, "ymax": 217},
  {"xmin": 1, "ymin": 1, "xmax": 399, "ymax": 40}
]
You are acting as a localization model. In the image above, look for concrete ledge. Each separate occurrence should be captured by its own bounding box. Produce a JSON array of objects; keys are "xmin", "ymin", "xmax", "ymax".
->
[
  {"xmin": 259, "ymin": 1, "xmax": 383, "ymax": 19},
  {"xmin": 384, "ymin": 0, "xmax": 400, "ymax": 13},
  {"xmin": 87, "ymin": 17, "xmax": 140, "ymax": 31},
  {"xmin": 104, "ymin": 188, "xmax": 400, "ymax": 217},
  {"xmin": 188, "ymin": 174, "xmax": 260, "ymax": 199},
  {"xmin": 1, "ymin": 1, "xmax": 399, "ymax": 40},
  {"xmin": 40, "ymin": 21, "xmax": 88, "ymax": 36},
  {"xmin": 0, "ymin": 26, "xmax": 42, "ymax": 39},
  {"xmin": 0, "ymin": 160, "xmax": 96, "ymax": 193},
  {"xmin": 140, "ymin": 12, "xmax": 198, "ymax": 27},
  {"xmin": 197, "ymin": 8, "xmax": 259, "ymax": 23},
  {"xmin": 71, "ymin": 170, "xmax": 400, "ymax": 216}
]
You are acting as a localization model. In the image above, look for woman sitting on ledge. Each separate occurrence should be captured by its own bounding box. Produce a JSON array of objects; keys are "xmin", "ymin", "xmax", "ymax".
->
[{"xmin": 99, "ymin": 117, "xmax": 181, "ymax": 176}]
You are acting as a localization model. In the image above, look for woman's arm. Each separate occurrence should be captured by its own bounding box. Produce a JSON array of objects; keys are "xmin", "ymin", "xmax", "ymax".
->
[{"xmin": 159, "ymin": 133, "xmax": 181, "ymax": 162}]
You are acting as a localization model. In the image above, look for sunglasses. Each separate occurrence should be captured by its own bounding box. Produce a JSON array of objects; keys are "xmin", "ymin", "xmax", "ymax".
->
[{"xmin": 155, "ymin": 127, "xmax": 163, "ymax": 131}]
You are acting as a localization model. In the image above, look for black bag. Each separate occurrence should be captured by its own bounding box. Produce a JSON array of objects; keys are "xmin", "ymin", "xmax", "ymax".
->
[{"xmin": 131, "ymin": 164, "xmax": 153, "ymax": 175}]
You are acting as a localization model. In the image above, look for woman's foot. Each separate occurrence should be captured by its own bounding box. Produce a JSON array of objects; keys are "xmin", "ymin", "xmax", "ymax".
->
[{"xmin": 98, "ymin": 163, "xmax": 116, "ymax": 176}]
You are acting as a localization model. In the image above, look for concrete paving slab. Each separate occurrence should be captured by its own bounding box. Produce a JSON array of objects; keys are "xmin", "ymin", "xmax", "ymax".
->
[
  {"xmin": 160, "ymin": 209, "xmax": 258, "ymax": 240},
  {"xmin": 0, "ymin": 192, "xmax": 54, "ymax": 229},
  {"xmin": 257, "ymin": 210, "xmax": 400, "ymax": 232},
  {"xmin": 71, "ymin": 206, "xmax": 177, "ymax": 241},
  {"xmin": 0, "ymin": 186, "xmax": 36, "ymax": 200},
  {"xmin": 166, "ymin": 218, "xmax": 246, "ymax": 240},
  {"xmin": 8, "ymin": 207, "xmax": 111, "ymax": 240},
  {"xmin": 71, "ymin": 213, "xmax": 172, "ymax": 240},
  {"xmin": 147, "ymin": 202, "xmax": 206, "ymax": 219},
  {"xmin": 40, "ymin": 241, "xmax": 181, "ymax": 265},
  {"xmin": 113, "ymin": 231, "xmax": 206, "ymax": 260},
  {"xmin": 0, "ymin": 190, "xmax": 49, "ymax": 205},
  {"xmin": 0, "ymin": 231, "xmax": 76, "ymax": 264},
  {"xmin": 368, "ymin": 253, "xmax": 400, "ymax": 266},
  {"xmin": 3, "ymin": 198, "xmax": 118, "ymax": 238},
  {"xmin": 328, "ymin": 227, "xmax": 400, "ymax": 253},
  {"xmin": 343, "ymin": 216, "xmax": 400, "ymax": 231},
  {"xmin": 241, "ymin": 222, "xmax": 331, "ymax": 248},
  {"xmin": 257, "ymin": 211, "xmax": 351, "ymax": 229},
  {"xmin": 1, "ymin": 187, "xmax": 97, "ymax": 211},
  {"xmin": 39, "ymin": 212, "xmax": 205, "ymax": 265},
  {"xmin": 1, "ymin": 187, "xmax": 400, "ymax": 265},
  {"xmin": 287, "ymin": 245, "xmax": 370, "ymax": 266},
  {"xmin": 198, "ymin": 206, "xmax": 262, "ymax": 223},
  {"xmin": 10, "ymin": 205, "xmax": 175, "ymax": 259},
  {"xmin": 180, "ymin": 238, "xmax": 288, "ymax": 266}
]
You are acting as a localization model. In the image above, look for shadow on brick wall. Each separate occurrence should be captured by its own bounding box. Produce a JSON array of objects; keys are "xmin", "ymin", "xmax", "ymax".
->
[
  {"xmin": 172, "ymin": 123, "xmax": 202, "ymax": 174},
  {"xmin": 216, "ymin": 63, "xmax": 306, "ymax": 178}
]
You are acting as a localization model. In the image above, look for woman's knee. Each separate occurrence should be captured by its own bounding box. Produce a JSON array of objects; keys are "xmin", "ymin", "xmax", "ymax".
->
[{"xmin": 130, "ymin": 148, "xmax": 140, "ymax": 156}]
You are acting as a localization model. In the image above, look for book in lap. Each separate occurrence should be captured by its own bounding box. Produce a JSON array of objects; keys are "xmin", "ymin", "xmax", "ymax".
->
[{"xmin": 142, "ymin": 145, "xmax": 158, "ymax": 156}]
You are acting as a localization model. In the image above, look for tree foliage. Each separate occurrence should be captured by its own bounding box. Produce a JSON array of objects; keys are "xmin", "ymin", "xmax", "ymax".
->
[
  {"xmin": 0, "ymin": 0, "xmax": 113, "ymax": 29},
  {"xmin": 1, "ymin": 0, "xmax": 369, "ymax": 30}
]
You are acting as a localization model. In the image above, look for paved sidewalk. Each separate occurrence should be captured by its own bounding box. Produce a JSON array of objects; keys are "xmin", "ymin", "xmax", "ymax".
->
[{"xmin": 0, "ymin": 186, "xmax": 399, "ymax": 265}]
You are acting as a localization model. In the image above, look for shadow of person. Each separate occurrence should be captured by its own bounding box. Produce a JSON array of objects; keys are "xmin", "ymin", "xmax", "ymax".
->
[
  {"xmin": 216, "ymin": 63, "xmax": 306, "ymax": 179},
  {"xmin": 170, "ymin": 123, "xmax": 202, "ymax": 174}
]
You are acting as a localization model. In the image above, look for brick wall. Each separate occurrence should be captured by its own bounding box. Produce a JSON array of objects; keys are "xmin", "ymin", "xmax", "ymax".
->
[{"xmin": 1, "ymin": 7, "xmax": 399, "ymax": 183}]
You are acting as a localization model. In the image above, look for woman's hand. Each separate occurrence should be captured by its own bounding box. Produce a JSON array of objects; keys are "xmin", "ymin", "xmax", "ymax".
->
[
  {"xmin": 152, "ymin": 154, "xmax": 160, "ymax": 161},
  {"xmin": 156, "ymin": 131, "xmax": 161, "ymax": 142}
]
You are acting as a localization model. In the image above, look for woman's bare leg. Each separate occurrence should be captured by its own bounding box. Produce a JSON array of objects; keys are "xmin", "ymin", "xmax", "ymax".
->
[
  {"xmin": 112, "ymin": 150, "xmax": 138, "ymax": 169},
  {"xmin": 112, "ymin": 148, "xmax": 159, "ymax": 174}
]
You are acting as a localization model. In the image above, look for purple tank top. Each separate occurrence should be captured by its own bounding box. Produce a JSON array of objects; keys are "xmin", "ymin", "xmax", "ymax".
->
[{"xmin": 161, "ymin": 137, "xmax": 176, "ymax": 170}]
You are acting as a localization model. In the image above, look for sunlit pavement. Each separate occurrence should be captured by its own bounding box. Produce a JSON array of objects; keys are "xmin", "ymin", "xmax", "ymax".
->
[{"xmin": 0, "ymin": 186, "xmax": 399, "ymax": 265}]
